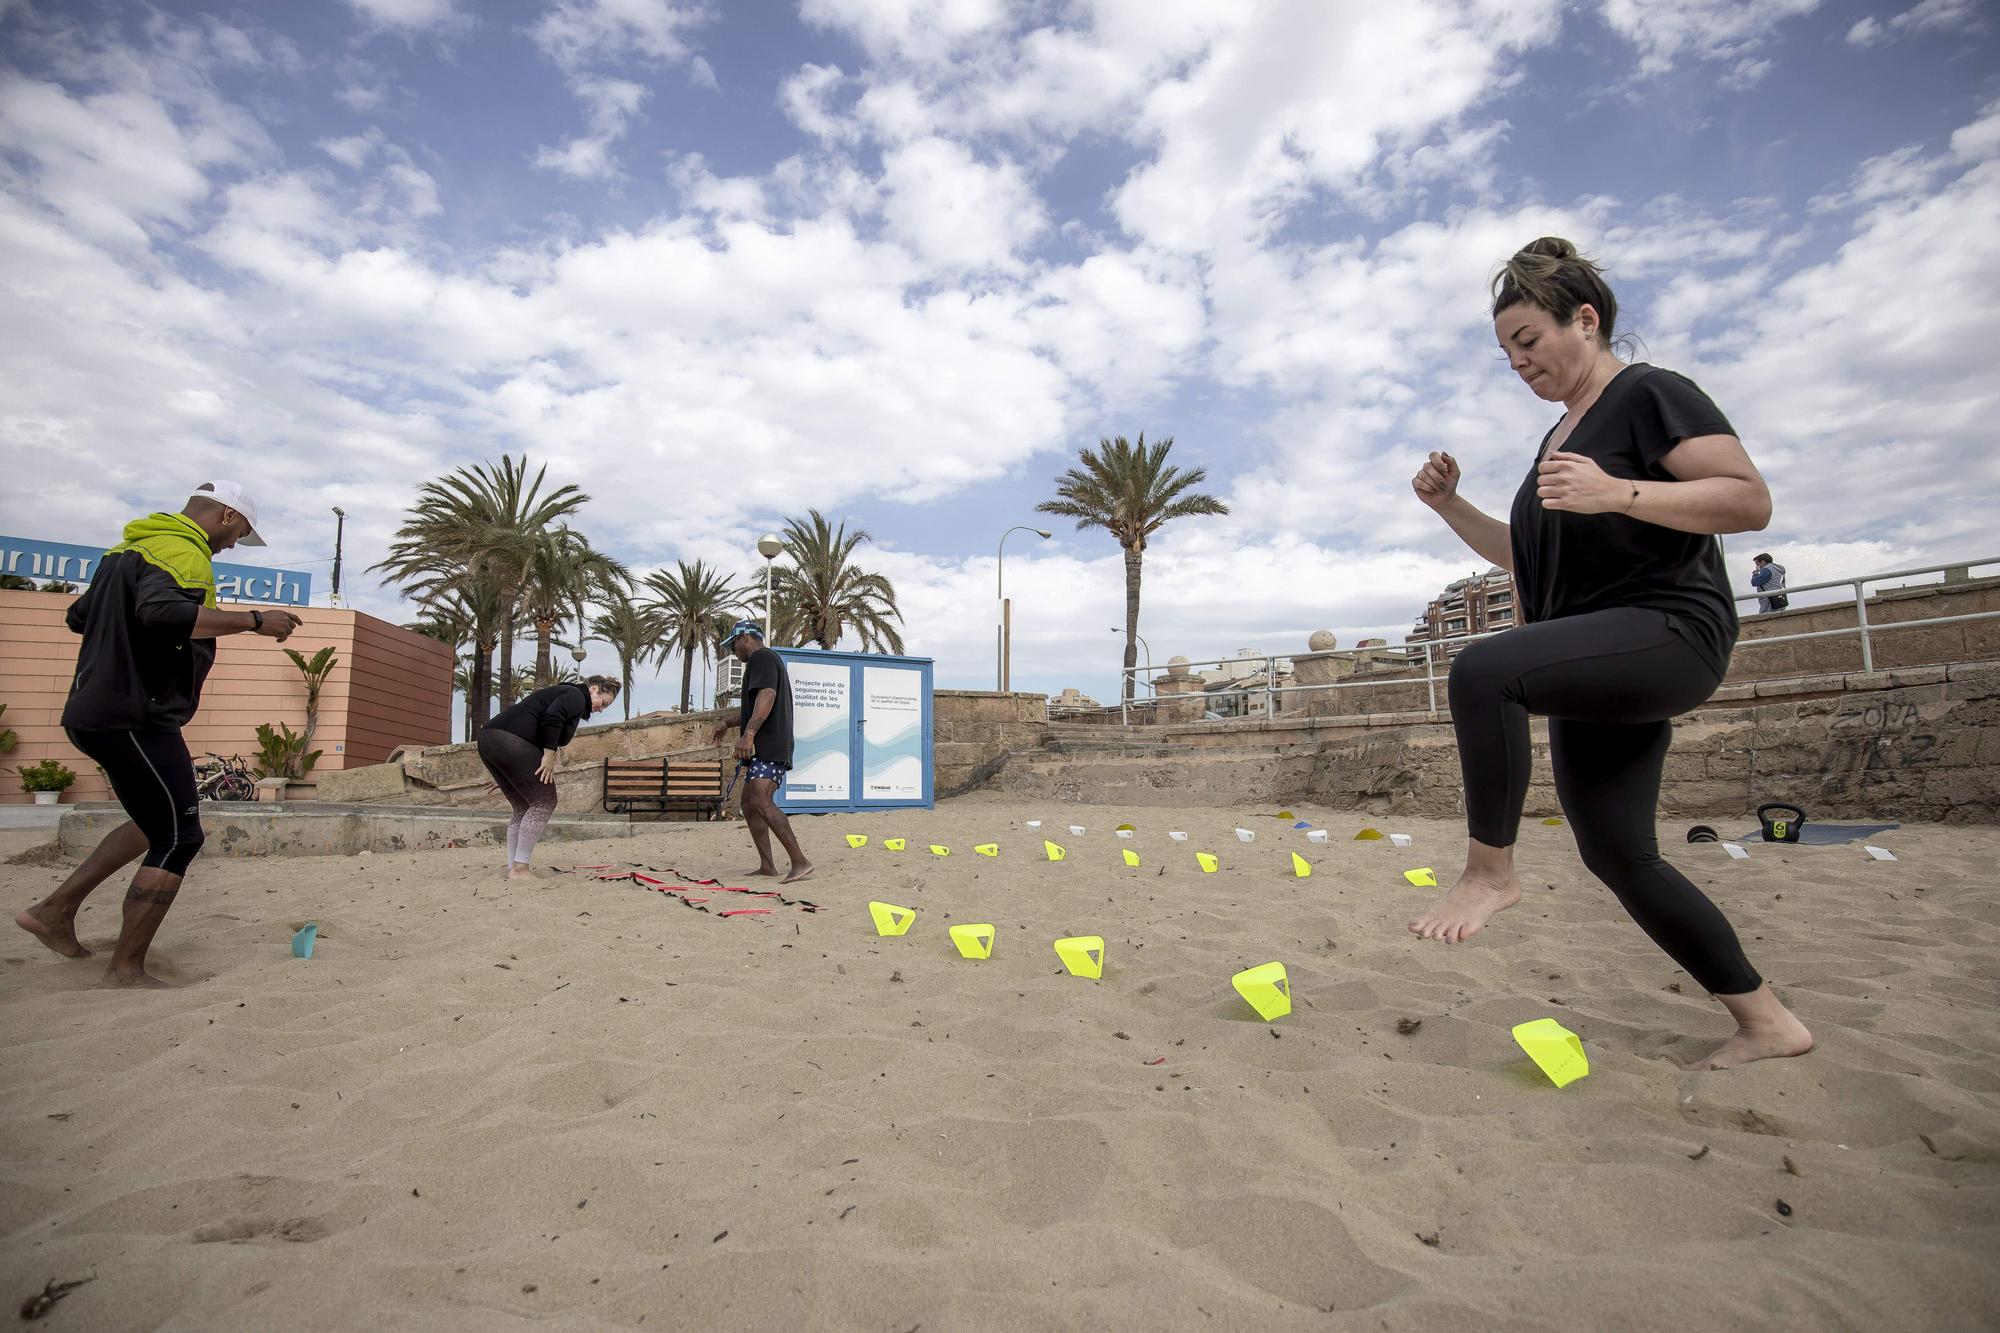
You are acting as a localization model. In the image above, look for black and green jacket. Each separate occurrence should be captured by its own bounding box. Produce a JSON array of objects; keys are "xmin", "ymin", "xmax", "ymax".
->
[{"xmin": 62, "ymin": 513, "xmax": 219, "ymax": 732}]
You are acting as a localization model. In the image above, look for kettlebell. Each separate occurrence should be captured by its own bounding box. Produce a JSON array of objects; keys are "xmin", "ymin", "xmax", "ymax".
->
[{"xmin": 1757, "ymin": 803, "xmax": 1805, "ymax": 844}]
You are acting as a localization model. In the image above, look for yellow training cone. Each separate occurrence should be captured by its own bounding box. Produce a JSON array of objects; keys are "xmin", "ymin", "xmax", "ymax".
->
[
  {"xmin": 950, "ymin": 923, "xmax": 995, "ymax": 959},
  {"xmin": 930, "ymin": 844, "xmax": 951, "ymax": 857},
  {"xmin": 1232, "ymin": 962, "xmax": 1291, "ymax": 1022},
  {"xmin": 1196, "ymin": 852, "xmax": 1219, "ymax": 873},
  {"xmin": 845, "ymin": 834, "xmax": 868, "ymax": 848},
  {"xmin": 1044, "ymin": 840, "xmax": 1066, "ymax": 862},
  {"xmin": 1404, "ymin": 867, "xmax": 1438, "ymax": 887},
  {"xmin": 1276, "ymin": 810, "xmax": 1295, "ymax": 820},
  {"xmin": 884, "ymin": 838, "xmax": 907, "ymax": 851},
  {"xmin": 1354, "ymin": 827, "xmax": 1384, "ymax": 840},
  {"xmin": 1542, "ymin": 816, "xmax": 1564, "ymax": 826},
  {"xmin": 868, "ymin": 901, "xmax": 915, "ymax": 937},
  {"xmin": 1054, "ymin": 935, "xmax": 1104, "ymax": 978},
  {"xmin": 1291, "ymin": 852, "xmax": 1312, "ymax": 878},
  {"xmin": 975, "ymin": 843, "xmax": 999, "ymax": 857},
  {"xmin": 1512, "ymin": 1017, "xmax": 1589, "ymax": 1087},
  {"xmin": 1116, "ymin": 822, "xmax": 1136, "ymax": 832},
  {"xmin": 1122, "ymin": 848, "xmax": 1141, "ymax": 867}
]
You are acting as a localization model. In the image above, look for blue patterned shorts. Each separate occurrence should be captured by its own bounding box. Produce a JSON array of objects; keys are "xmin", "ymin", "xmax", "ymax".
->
[{"xmin": 745, "ymin": 758, "xmax": 789, "ymax": 783}]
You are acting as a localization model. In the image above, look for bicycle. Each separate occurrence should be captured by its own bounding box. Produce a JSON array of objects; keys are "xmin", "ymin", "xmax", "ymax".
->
[{"xmin": 194, "ymin": 753, "xmax": 258, "ymax": 803}]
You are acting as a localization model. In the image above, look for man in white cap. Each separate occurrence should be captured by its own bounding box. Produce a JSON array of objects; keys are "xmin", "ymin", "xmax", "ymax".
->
[{"xmin": 14, "ymin": 482, "xmax": 301, "ymax": 987}]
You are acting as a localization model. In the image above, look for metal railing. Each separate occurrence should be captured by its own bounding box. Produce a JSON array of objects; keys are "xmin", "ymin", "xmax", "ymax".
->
[{"xmin": 1104, "ymin": 555, "xmax": 2000, "ymax": 727}]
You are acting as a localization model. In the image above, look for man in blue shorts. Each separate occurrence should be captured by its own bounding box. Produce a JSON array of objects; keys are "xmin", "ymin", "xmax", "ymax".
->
[{"xmin": 709, "ymin": 621, "xmax": 812, "ymax": 883}]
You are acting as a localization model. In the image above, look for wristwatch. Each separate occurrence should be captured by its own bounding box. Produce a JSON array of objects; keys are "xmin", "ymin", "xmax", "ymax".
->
[{"xmin": 251, "ymin": 610, "xmax": 265, "ymax": 632}]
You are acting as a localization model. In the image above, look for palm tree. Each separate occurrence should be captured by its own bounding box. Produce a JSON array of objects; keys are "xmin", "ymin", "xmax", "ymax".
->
[
  {"xmin": 589, "ymin": 595, "xmax": 660, "ymax": 721},
  {"xmin": 374, "ymin": 455, "xmax": 590, "ymax": 713},
  {"xmin": 520, "ymin": 526, "xmax": 632, "ymax": 689},
  {"xmin": 406, "ymin": 578, "xmax": 505, "ymax": 737},
  {"xmin": 642, "ymin": 560, "xmax": 740, "ymax": 713},
  {"xmin": 1037, "ymin": 433, "xmax": 1228, "ymax": 703},
  {"xmin": 770, "ymin": 510, "xmax": 905, "ymax": 653}
]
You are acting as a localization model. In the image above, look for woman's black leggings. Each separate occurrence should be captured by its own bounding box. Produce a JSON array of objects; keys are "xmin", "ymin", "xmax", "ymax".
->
[{"xmin": 1446, "ymin": 607, "xmax": 1762, "ymax": 996}]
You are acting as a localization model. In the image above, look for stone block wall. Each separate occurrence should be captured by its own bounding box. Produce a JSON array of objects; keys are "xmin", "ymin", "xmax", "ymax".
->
[{"xmin": 934, "ymin": 690, "xmax": 1050, "ymax": 796}]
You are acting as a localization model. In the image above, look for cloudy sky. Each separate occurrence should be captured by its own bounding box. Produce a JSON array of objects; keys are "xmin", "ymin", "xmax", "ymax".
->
[{"xmin": 2, "ymin": 0, "xmax": 1996, "ymax": 716}]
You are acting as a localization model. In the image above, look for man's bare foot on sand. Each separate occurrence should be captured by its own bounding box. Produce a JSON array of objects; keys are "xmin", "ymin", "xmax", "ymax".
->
[
  {"xmin": 1408, "ymin": 870, "xmax": 1521, "ymax": 943},
  {"xmin": 97, "ymin": 967, "xmax": 171, "ymax": 989},
  {"xmin": 15, "ymin": 906, "xmax": 91, "ymax": 959},
  {"xmin": 781, "ymin": 862, "xmax": 815, "ymax": 885},
  {"xmin": 746, "ymin": 866, "xmax": 783, "ymax": 878}
]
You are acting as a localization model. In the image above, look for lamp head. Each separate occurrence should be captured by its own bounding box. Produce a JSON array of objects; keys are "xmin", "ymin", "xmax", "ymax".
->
[
  {"xmin": 757, "ymin": 534, "xmax": 783, "ymax": 560},
  {"xmin": 1035, "ymin": 529, "xmax": 1051, "ymax": 539}
]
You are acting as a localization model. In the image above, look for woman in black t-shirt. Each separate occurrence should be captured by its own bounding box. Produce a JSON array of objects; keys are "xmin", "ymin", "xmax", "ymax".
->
[
  {"xmin": 479, "ymin": 675, "xmax": 618, "ymax": 881},
  {"xmin": 1407, "ymin": 237, "xmax": 1812, "ymax": 1071}
]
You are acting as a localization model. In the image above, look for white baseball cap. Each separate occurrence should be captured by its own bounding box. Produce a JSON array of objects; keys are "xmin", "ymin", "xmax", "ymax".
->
[{"xmin": 191, "ymin": 480, "xmax": 266, "ymax": 546}]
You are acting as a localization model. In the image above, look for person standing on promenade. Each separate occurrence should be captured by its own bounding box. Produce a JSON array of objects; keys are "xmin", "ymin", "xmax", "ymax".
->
[
  {"xmin": 1406, "ymin": 238, "xmax": 1812, "ymax": 1070},
  {"xmin": 15, "ymin": 482, "xmax": 301, "ymax": 987},
  {"xmin": 1751, "ymin": 552, "xmax": 1789, "ymax": 613}
]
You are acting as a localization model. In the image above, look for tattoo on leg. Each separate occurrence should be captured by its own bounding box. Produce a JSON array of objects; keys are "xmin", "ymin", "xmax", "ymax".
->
[{"xmin": 126, "ymin": 885, "xmax": 180, "ymax": 906}]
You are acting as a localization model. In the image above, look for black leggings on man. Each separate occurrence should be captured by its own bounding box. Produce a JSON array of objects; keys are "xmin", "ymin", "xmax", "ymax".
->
[
  {"xmin": 66, "ymin": 727, "xmax": 204, "ymax": 875},
  {"xmin": 1447, "ymin": 607, "xmax": 1761, "ymax": 995}
]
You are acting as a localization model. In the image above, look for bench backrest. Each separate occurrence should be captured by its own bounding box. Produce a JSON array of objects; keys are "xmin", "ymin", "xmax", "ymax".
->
[{"xmin": 665, "ymin": 760, "xmax": 727, "ymax": 798}]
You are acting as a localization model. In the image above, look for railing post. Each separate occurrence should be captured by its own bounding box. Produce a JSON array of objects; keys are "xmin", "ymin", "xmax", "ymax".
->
[
  {"xmin": 1121, "ymin": 669, "xmax": 1130, "ymax": 728},
  {"xmin": 1854, "ymin": 580, "xmax": 1873, "ymax": 673},
  {"xmin": 1266, "ymin": 656, "xmax": 1276, "ymax": 719},
  {"xmin": 1424, "ymin": 641, "xmax": 1438, "ymax": 715}
]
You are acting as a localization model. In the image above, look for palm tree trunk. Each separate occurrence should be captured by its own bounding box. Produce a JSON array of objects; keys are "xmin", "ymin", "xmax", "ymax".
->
[
  {"xmin": 1122, "ymin": 544, "xmax": 1143, "ymax": 704},
  {"xmin": 679, "ymin": 645, "xmax": 695, "ymax": 714},
  {"xmin": 473, "ymin": 636, "xmax": 495, "ymax": 727},
  {"xmin": 534, "ymin": 618, "xmax": 554, "ymax": 690},
  {"xmin": 498, "ymin": 598, "xmax": 519, "ymax": 708}
]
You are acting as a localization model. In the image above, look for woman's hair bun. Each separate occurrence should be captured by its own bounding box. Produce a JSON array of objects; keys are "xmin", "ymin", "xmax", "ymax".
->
[{"xmin": 1492, "ymin": 235, "xmax": 1616, "ymax": 338}]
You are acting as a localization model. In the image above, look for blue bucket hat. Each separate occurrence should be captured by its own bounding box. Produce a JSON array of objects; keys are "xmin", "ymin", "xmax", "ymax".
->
[{"xmin": 725, "ymin": 619, "xmax": 764, "ymax": 647}]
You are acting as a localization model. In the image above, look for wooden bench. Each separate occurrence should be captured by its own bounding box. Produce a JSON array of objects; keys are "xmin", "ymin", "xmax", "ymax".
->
[{"xmin": 601, "ymin": 757, "xmax": 729, "ymax": 820}]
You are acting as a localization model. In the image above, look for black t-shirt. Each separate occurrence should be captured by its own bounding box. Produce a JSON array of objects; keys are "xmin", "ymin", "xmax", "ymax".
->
[
  {"xmin": 485, "ymin": 683, "xmax": 592, "ymax": 751},
  {"xmin": 1509, "ymin": 364, "xmax": 1740, "ymax": 677},
  {"xmin": 738, "ymin": 647, "xmax": 795, "ymax": 767}
]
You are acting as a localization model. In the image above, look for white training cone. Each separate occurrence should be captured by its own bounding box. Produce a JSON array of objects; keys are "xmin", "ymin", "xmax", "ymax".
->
[
  {"xmin": 1235, "ymin": 828, "xmax": 1256, "ymax": 843},
  {"xmin": 1389, "ymin": 833, "xmax": 1413, "ymax": 847},
  {"xmin": 1864, "ymin": 845, "xmax": 1898, "ymax": 861}
]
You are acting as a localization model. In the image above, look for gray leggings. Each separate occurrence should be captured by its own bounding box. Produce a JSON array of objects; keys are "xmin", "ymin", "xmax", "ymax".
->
[{"xmin": 477, "ymin": 728, "xmax": 557, "ymax": 865}]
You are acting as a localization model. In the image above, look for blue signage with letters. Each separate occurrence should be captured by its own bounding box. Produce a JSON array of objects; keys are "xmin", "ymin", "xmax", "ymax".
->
[{"xmin": 0, "ymin": 535, "xmax": 312, "ymax": 607}]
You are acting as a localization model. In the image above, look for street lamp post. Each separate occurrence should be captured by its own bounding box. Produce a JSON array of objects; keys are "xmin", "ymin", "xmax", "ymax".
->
[
  {"xmin": 996, "ymin": 525, "xmax": 1051, "ymax": 691},
  {"xmin": 757, "ymin": 533, "xmax": 783, "ymax": 639},
  {"xmin": 329, "ymin": 506, "xmax": 346, "ymax": 607},
  {"xmin": 1110, "ymin": 627, "xmax": 1153, "ymax": 698}
]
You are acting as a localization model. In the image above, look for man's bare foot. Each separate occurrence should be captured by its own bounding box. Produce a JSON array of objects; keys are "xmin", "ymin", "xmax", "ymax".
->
[
  {"xmin": 781, "ymin": 862, "xmax": 815, "ymax": 885},
  {"xmin": 746, "ymin": 866, "xmax": 782, "ymax": 878},
  {"xmin": 1408, "ymin": 870, "xmax": 1522, "ymax": 943},
  {"xmin": 1697, "ymin": 1013, "xmax": 1815, "ymax": 1070},
  {"xmin": 15, "ymin": 906, "xmax": 91, "ymax": 959},
  {"xmin": 97, "ymin": 967, "xmax": 171, "ymax": 989}
]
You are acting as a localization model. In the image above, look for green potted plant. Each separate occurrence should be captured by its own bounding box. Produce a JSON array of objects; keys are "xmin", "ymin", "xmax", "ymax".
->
[
  {"xmin": 254, "ymin": 722, "xmax": 322, "ymax": 801},
  {"xmin": 16, "ymin": 758, "xmax": 77, "ymax": 806},
  {"xmin": 0, "ymin": 703, "xmax": 17, "ymax": 756}
]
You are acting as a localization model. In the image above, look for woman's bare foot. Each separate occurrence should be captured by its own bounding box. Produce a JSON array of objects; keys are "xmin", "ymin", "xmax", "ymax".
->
[
  {"xmin": 781, "ymin": 862, "xmax": 815, "ymax": 885},
  {"xmin": 97, "ymin": 967, "xmax": 171, "ymax": 989},
  {"xmin": 507, "ymin": 866, "xmax": 537, "ymax": 881},
  {"xmin": 1697, "ymin": 988, "xmax": 1815, "ymax": 1069},
  {"xmin": 1408, "ymin": 870, "xmax": 1522, "ymax": 943},
  {"xmin": 15, "ymin": 906, "xmax": 91, "ymax": 958}
]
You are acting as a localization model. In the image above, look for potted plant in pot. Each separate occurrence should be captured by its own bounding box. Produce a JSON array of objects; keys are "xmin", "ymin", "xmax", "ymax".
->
[
  {"xmin": 254, "ymin": 722, "xmax": 322, "ymax": 802},
  {"xmin": 16, "ymin": 758, "xmax": 77, "ymax": 806}
]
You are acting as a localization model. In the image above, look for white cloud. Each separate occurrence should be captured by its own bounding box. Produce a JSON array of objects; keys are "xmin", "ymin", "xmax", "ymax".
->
[
  {"xmin": 1847, "ymin": 0, "xmax": 1983, "ymax": 46},
  {"xmin": 1600, "ymin": 0, "xmax": 1819, "ymax": 82},
  {"xmin": 529, "ymin": 1, "xmax": 717, "ymax": 178},
  {"xmin": 343, "ymin": 0, "xmax": 460, "ymax": 32},
  {"xmin": 533, "ymin": 75, "xmax": 647, "ymax": 180},
  {"xmin": 878, "ymin": 137, "xmax": 1048, "ymax": 272},
  {"xmin": 799, "ymin": 0, "xmax": 1006, "ymax": 63}
]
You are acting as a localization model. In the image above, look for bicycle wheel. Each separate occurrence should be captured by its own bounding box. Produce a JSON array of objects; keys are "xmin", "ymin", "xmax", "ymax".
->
[{"xmin": 219, "ymin": 773, "xmax": 257, "ymax": 802}]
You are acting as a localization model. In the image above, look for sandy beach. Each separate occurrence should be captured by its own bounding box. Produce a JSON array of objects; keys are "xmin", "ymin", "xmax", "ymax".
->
[{"xmin": 3, "ymin": 798, "xmax": 1997, "ymax": 1331}]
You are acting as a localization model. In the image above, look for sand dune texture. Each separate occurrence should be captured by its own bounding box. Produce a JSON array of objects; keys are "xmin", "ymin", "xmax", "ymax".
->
[{"xmin": 4, "ymin": 799, "xmax": 1997, "ymax": 1331}]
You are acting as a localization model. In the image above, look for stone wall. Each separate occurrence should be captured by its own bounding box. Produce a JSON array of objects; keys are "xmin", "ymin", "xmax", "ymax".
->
[
  {"xmin": 934, "ymin": 690, "xmax": 1049, "ymax": 796},
  {"xmin": 994, "ymin": 662, "xmax": 2000, "ymax": 824}
]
